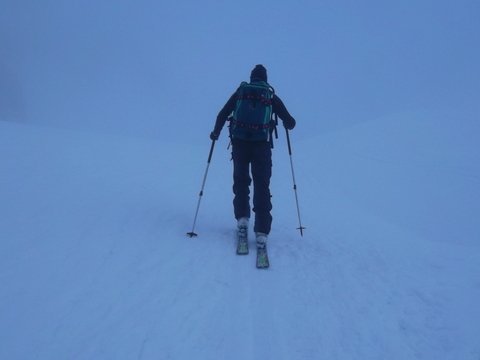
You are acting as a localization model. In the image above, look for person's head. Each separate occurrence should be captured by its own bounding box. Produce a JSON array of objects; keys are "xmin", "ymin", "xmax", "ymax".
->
[{"xmin": 250, "ymin": 64, "xmax": 267, "ymax": 82}]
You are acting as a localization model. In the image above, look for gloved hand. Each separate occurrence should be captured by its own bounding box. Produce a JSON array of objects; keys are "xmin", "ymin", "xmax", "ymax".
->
[
  {"xmin": 283, "ymin": 117, "xmax": 296, "ymax": 130},
  {"xmin": 210, "ymin": 131, "xmax": 219, "ymax": 141}
]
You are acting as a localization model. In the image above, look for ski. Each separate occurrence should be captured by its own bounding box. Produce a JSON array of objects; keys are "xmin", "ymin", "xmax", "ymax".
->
[
  {"xmin": 236, "ymin": 218, "xmax": 250, "ymax": 255},
  {"xmin": 236, "ymin": 238, "xmax": 249, "ymax": 255},
  {"xmin": 256, "ymin": 247, "xmax": 270, "ymax": 269}
]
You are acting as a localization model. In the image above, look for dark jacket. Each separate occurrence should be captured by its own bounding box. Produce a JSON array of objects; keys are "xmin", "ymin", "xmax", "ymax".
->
[{"xmin": 213, "ymin": 87, "xmax": 296, "ymax": 136}]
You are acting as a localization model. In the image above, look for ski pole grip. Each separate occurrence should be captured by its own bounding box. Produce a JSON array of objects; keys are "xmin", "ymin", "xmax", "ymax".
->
[
  {"xmin": 285, "ymin": 128, "xmax": 293, "ymax": 155},
  {"xmin": 207, "ymin": 139, "xmax": 216, "ymax": 163}
]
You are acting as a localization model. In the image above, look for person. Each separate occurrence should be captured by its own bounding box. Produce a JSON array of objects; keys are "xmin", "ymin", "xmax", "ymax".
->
[{"xmin": 210, "ymin": 64, "xmax": 296, "ymax": 250}]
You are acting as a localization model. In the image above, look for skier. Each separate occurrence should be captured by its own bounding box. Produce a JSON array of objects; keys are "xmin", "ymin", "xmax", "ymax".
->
[{"xmin": 210, "ymin": 64, "xmax": 296, "ymax": 264}]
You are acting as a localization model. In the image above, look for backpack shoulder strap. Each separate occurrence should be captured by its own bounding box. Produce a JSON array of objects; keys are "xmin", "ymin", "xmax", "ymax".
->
[{"xmin": 237, "ymin": 81, "xmax": 248, "ymax": 90}]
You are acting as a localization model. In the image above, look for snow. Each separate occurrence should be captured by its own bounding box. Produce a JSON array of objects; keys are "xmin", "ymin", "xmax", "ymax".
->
[{"xmin": 1, "ymin": 114, "xmax": 479, "ymax": 360}]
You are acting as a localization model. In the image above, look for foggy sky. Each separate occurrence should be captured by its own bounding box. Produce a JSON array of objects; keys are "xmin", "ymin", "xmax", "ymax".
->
[{"xmin": 1, "ymin": 0, "xmax": 479, "ymax": 140}]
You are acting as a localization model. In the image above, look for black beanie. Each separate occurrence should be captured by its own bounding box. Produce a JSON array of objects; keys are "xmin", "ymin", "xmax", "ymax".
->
[{"xmin": 250, "ymin": 64, "xmax": 267, "ymax": 82}]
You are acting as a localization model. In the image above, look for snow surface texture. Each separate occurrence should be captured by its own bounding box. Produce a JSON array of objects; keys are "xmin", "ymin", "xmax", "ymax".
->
[{"xmin": 1, "ymin": 116, "xmax": 479, "ymax": 359}]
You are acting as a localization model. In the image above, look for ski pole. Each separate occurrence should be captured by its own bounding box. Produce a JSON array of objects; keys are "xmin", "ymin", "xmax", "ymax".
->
[
  {"xmin": 187, "ymin": 139, "xmax": 216, "ymax": 237},
  {"xmin": 285, "ymin": 129, "xmax": 306, "ymax": 236}
]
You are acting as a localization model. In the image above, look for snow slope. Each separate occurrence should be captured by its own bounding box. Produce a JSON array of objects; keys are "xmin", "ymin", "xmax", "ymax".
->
[{"xmin": 0, "ymin": 117, "xmax": 479, "ymax": 360}]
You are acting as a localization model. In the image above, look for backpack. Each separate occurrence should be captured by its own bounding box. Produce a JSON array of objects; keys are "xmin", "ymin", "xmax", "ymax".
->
[{"xmin": 229, "ymin": 81, "xmax": 275, "ymax": 141}]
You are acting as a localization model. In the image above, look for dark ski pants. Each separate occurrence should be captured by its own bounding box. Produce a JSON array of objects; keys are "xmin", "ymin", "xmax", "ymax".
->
[{"xmin": 232, "ymin": 139, "xmax": 272, "ymax": 234}]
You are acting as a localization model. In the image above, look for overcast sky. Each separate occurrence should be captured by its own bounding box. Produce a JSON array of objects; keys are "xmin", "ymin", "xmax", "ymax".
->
[{"xmin": 1, "ymin": 0, "xmax": 479, "ymax": 139}]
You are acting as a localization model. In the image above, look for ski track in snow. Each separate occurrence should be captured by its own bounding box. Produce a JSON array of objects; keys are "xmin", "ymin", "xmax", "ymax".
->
[{"xmin": 1, "ymin": 121, "xmax": 479, "ymax": 360}]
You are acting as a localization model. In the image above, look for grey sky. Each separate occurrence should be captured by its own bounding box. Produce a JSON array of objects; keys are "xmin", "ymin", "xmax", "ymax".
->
[{"xmin": 1, "ymin": 0, "xmax": 479, "ymax": 139}]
